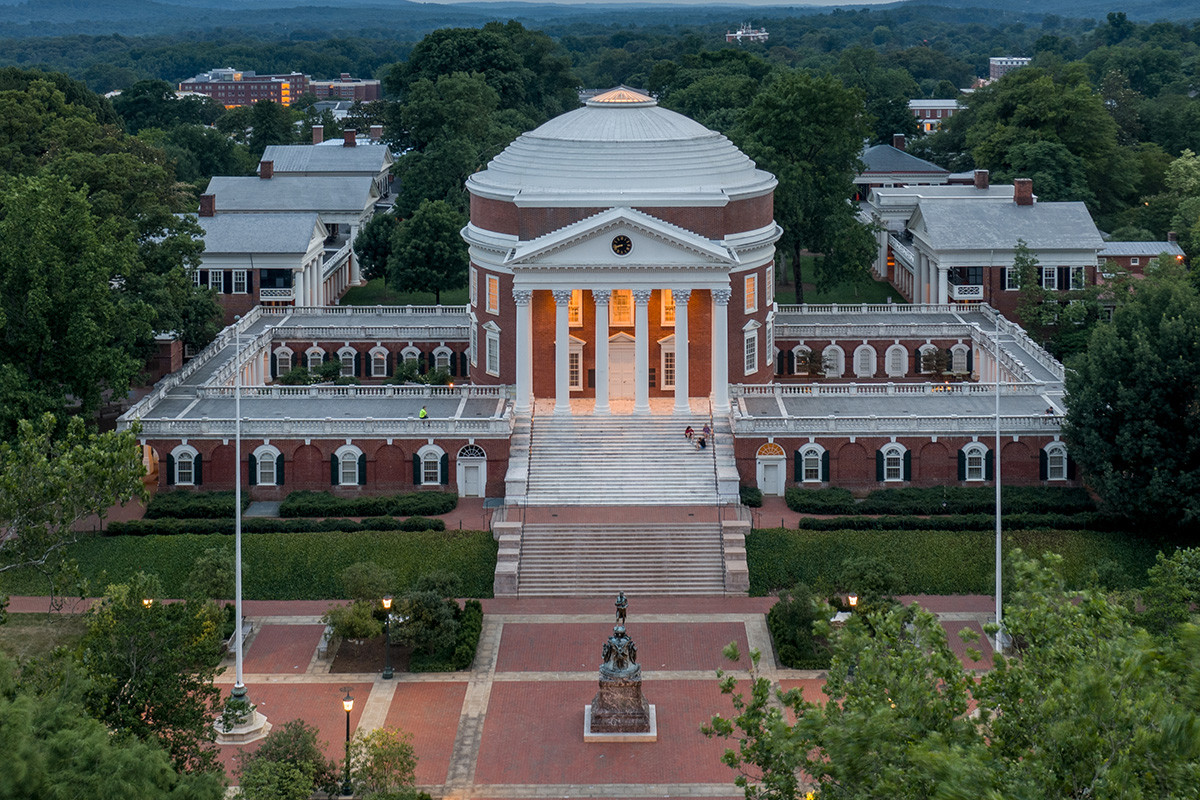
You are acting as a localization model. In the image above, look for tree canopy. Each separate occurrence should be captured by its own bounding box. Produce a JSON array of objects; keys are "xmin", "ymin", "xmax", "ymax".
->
[{"xmin": 386, "ymin": 199, "xmax": 469, "ymax": 302}]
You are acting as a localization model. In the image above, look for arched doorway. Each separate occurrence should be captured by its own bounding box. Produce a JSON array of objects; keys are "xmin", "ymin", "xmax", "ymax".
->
[
  {"xmin": 456, "ymin": 444, "xmax": 487, "ymax": 498},
  {"xmin": 756, "ymin": 442, "xmax": 786, "ymax": 496}
]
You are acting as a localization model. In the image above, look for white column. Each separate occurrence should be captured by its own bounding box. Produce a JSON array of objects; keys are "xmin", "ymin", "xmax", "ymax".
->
[
  {"xmin": 349, "ymin": 224, "xmax": 361, "ymax": 284},
  {"xmin": 294, "ymin": 269, "xmax": 305, "ymax": 308},
  {"xmin": 712, "ymin": 288, "xmax": 731, "ymax": 414},
  {"xmin": 937, "ymin": 265, "xmax": 949, "ymax": 305},
  {"xmin": 513, "ymin": 289, "xmax": 533, "ymax": 416},
  {"xmin": 673, "ymin": 288, "xmax": 691, "ymax": 414},
  {"xmin": 593, "ymin": 289, "xmax": 611, "ymax": 415},
  {"xmin": 552, "ymin": 289, "xmax": 572, "ymax": 415},
  {"xmin": 632, "ymin": 288, "xmax": 652, "ymax": 415}
]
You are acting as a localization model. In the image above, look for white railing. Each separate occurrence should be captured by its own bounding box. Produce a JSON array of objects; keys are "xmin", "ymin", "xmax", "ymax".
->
[
  {"xmin": 951, "ymin": 284, "xmax": 984, "ymax": 300},
  {"xmin": 731, "ymin": 382, "xmax": 1043, "ymax": 397},
  {"xmin": 990, "ymin": 308, "xmax": 1065, "ymax": 381},
  {"xmin": 731, "ymin": 414, "xmax": 1062, "ymax": 436},
  {"xmin": 263, "ymin": 305, "xmax": 469, "ymax": 316},
  {"xmin": 322, "ymin": 242, "xmax": 352, "ymax": 278},
  {"xmin": 133, "ymin": 415, "xmax": 515, "ymax": 438},
  {"xmin": 776, "ymin": 303, "xmax": 959, "ymax": 315},
  {"xmin": 259, "ymin": 287, "xmax": 294, "ymax": 301},
  {"xmin": 775, "ymin": 322, "xmax": 975, "ymax": 340},
  {"xmin": 887, "ymin": 235, "xmax": 916, "ymax": 270},
  {"xmin": 268, "ymin": 324, "xmax": 468, "ymax": 341},
  {"xmin": 196, "ymin": 384, "xmax": 506, "ymax": 400}
]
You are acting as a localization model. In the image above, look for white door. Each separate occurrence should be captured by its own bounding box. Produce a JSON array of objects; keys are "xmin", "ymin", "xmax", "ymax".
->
[
  {"xmin": 610, "ymin": 337, "xmax": 635, "ymax": 399},
  {"xmin": 762, "ymin": 462, "xmax": 781, "ymax": 496},
  {"xmin": 464, "ymin": 464, "xmax": 481, "ymax": 497}
]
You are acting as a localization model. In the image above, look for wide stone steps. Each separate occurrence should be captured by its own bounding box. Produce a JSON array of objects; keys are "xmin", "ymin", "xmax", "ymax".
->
[
  {"xmin": 524, "ymin": 414, "xmax": 719, "ymax": 506},
  {"xmin": 515, "ymin": 522, "xmax": 725, "ymax": 596}
]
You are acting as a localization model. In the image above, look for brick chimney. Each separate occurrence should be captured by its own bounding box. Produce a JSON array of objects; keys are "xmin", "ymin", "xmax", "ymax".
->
[
  {"xmin": 259, "ymin": 160, "xmax": 273, "ymax": 179},
  {"xmin": 1168, "ymin": 231, "xmax": 1178, "ymax": 242},
  {"xmin": 312, "ymin": 124, "xmax": 323, "ymax": 145},
  {"xmin": 974, "ymin": 169, "xmax": 989, "ymax": 190},
  {"xmin": 369, "ymin": 125, "xmax": 383, "ymax": 142},
  {"xmin": 1014, "ymin": 178, "xmax": 1034, "ymax": 206},
  {"xmin": 892, "ymin": 133, "xmax": 906, "ymax": 151},
  {"xmin": 199, "ymin": 194, "xmax": 215, "ymax": 217},
  {"xmin": 343, "ymin": 129, "xmax": 357, "ymax": 147}
]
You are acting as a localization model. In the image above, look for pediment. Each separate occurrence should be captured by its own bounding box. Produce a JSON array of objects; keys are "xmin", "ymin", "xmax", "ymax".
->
[
  {"xmin": 610, "ymin": 331, "xmax": 636, "ymax": 344},
  {"xmin": 506, "ymin": 207, "xmax": 736, "ymax": 269}
]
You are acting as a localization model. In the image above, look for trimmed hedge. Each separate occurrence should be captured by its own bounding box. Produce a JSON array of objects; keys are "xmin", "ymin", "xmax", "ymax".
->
[
  {"xmin": 145, "ymin": 491, "xmax": 250, "ymax": 519},
  {"xmin": 785, "ymin": 488, "xmax": 855, "ymax": 514},
  {"xmin": 1, "ymin": 531, "xmax": 496, "ymax": 599},
  {"xmin": 856, "ymin": 487, "xmax": 1097, "ymax": 516},
  {"xmin": 740, "ymin": 486, "xmax": 764, "ymax": 508},
  {"xmin": 105, "ymin": 516, "xmax": 446, "ymax": 536},
  {"xmin": 279, "ymin": 491, "xmax": 458, "ymax": 518},
  {"xmin": 793, "ymin": 513, "xmax": 1129, "ymax": 532},
  {"xmin": 747, "ymin": 527, "xmax": 1164, "ymax": 596},
  {"xmin": 410, "ymin": 599, "xmax": 484, "ymax": 673}
]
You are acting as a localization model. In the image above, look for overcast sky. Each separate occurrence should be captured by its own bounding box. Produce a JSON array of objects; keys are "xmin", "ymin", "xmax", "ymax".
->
[{"xmin": 419, "ymin": 1, "xmax": 898, "ymax": 6}]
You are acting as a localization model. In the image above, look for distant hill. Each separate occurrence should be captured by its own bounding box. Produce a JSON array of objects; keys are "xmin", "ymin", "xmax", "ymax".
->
[{"xmin": 894, "ymin": 0, "xmax": 1197, "ymax": 23}]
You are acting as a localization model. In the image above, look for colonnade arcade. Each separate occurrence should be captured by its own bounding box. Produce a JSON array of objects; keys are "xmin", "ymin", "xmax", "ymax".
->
[{"xmin": 512, "ymin": 282, "xmax": 733, "ymax": 417}]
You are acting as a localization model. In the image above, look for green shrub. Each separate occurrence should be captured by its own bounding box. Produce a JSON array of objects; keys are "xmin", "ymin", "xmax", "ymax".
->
[
  {"xmin": 145, "ymin": 491, "xmax": 249, "ymax": 519},
  {"xmin": 739, "ymin": 486, "xmax": 764, "ymax": 508},
  {"xmin": 278, "ymin": 491, "xmax": 457, "ymax": 518},
  {"xmin": 2, "ymin": 531, "xmax": 497, "ymax": 599},
  {"xmin": 856, "ymin": 486, "xmax": 1097, "ymax": 516},
  {"xmin": 766, "ymin": 583, "xmax": 831, "ymax": 669},
  {"xmin": 747, "ymin": 528, "xmax": 1163, "ymax": 596},
  {"xmin": 792, "ymin": 513, "xmax": 1128, "ymax": 533},
  {"xmin": 410, "ymin": 598, "xmax": 483, "ymax": 673},
  {"xmin": 105, "ymin": 515, "xmax": 447, "ymax": 537},
  {"xmin": 399, "ymin": 516, "xmax": 445, "ymax": 531},
  {"xmin": 785, "ymin": 487, "xmax": 855, "ymax": 514}
]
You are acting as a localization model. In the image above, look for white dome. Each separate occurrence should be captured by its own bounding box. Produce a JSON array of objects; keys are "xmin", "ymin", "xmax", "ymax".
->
[{"xmin": 466, "ymin": 89, "xmax": 776, "ymax": 207}]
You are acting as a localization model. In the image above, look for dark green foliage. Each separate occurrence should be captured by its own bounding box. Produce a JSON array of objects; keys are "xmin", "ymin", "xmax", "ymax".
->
[
  {"xmin": 747, "ymin": 528, "xmax": 1161, "ymax": 596},
  {"xmin": 855, "ymin": 486, "xmax": 1097, "ymax": 516},
  {"xmin": 145, "ymin": 490, "xmax": 250, "ymax": 519},
  {"xmin": 387, "ymin": 199, "xmax": 468, "ymax": 303},
  {"xmin": 838, "ymin": 554, "xmax": 901, "ymax": 618},
  {"xmin": 409, "ymin": 598, "xmax": 483, "ymax": 673},
  {"xmin": 340, "ymin": 561, "xmax": 396, "ymax": 604},
  {"xmin": 279, "ymin": 490, "xmax": 457, "ymax": 518},
  {"xmin": 739, "ymin": 485, "xmax": 763, "ymax": 508},
  {"xmin": 785, "ymin": 487, "xmax": 856, "ymax": 514},
  {"xmin": 396, "ymin": 590, "xmax": 458, "ymax": 658},
  {"xmin": 2, "ymin": 531, "xmax": 497, "ymax": 599},
  {"xmin": 766, "ymin": 583, "xmax": 831, "ymax": 669},
  {"xmin": 236, "ymin": 719, "xmax": 339, "ymax": 799},
  {"xmin": 793, "ymin": 512, "xmax": 1127, "ymax": 533},
  {"xmin": 105, "ymin": 515, "xmax": 447, "ymax": 536}
]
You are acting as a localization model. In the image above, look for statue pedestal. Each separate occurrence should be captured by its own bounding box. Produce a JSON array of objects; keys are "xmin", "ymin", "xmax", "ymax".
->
[
  {"xmin": 584, "ymin": 704, "xmax": 657, "ymax": 742},
  {"xmin": 213, "ymin": 709, "xmax": 271, "ymax": 745},
  {"xmin": 585, "ymin": 621, "xmax": 655, "ymax": 741}
]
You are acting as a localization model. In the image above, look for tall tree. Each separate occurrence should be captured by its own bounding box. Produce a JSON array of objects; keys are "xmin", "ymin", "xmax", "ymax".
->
[
  {"xmin": 1062, "ymin": 260, "xmax": 1200, "ymax": 525},
  {"xmin": 248, "ymin": 100, "xmax": 294, "ymax": 158},
  {"xmin": 386, "ymin": 199, "xmax": 468, "ymax": 303},
  {"xmin": 734, "ymin": 70, "xmax": 876, "ymax": 299}
]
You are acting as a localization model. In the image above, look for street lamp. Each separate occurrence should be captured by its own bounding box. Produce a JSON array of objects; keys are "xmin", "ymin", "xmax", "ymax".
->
[
  {"xmin": 381, "ymin": 596, "xmax": 394, "ymax": 680},
  {"xmin": 142, "ymin": 598, "xmax": 154, "ymax": 609},
  {"xmin": 847, "ymin": 593, "xmax": 858, "ymax": 610},
  {"xmin": 341, "ymin": 687, "xmax": 354, "ymax": 797},
  {"xmin": 231, "ymin": 317, "xmax": 248, "ymax": 708}
]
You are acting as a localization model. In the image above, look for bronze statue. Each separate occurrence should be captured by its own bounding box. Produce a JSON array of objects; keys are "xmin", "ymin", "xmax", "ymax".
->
[{"xmin": 615, "ymin": 591, "xmax": 627, "ymax": 624}]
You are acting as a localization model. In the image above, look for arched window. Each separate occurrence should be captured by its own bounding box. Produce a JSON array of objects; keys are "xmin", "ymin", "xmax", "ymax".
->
[
  {"xmin": 885, "ymin": 344, "xmax": 908, "ymax": 378},
  {"xmin": 338, "ymin": 347, "xmax": 356, "ymax": 377},
  {"xmin": 334, "ymin": 444, "xmax": 363, "ymax": 486},
  {"xmin": 918, "ymin": 344, "xmax": 938, "ymax": 374},
  {"xmin": 274, "ymin": 347, "xmax": 292, "ymax": 376},
  {"xmin": 370, "ymin": 347, "xmax": 389, "ymax": 378},
  {"xmin": 458, "ymin": 444, "xmax": 486, "ymax": 459},
  {"xmin": 433, "ymin": 346, "xmax": 452, "ymax": 372},
  {"xmin": 951, "ymin": 344, "xmax": 970, "ymax": 373},
  {"xmin": 252, "ymin": 444, "xmax": 282, "ymax": 486},
  {"xmin": 822, "ymin": 345, "xmax": 844, "ymax": 378},
  {"xmin": 417, "ymin": 444, "xmax": 445, "ymax": 486},
  {"xmin": 799, "ymin": 444, "xmax": 826, "ymax": 483},
  {"xmin": 170, "ymin": 444, "xmax": 200, "ymax": 486},
  {"xmin": 854, "ymin": 344, "xmax": 877, "ymax": 378},
  {"xmin": 1045, "ymin": 443, "xmax": 1068, "ymax": 481},
  {"xmin": 793, "ymin": 346, "xmax": 811, "ymax": 376},
  {"xmin": 401, "ymin": 346, "xmax": 420, "ymax": 365},
  {"xmin": 963, "ymin": 443, "xmax": 987, "ymax": 481},
  {"xmin": 259, "ymin": 451, "xmax": 276, "ymax": 485},
  {"xmin": 306, "ymin": 347, "xmax": 324, "ymax": 371},
  {"xmin": 880, "ymin": 444, "xmax": 906, "ymax": 482}
]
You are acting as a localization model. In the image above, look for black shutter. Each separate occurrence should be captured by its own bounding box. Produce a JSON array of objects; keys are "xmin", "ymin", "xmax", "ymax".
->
[
  {"xmin": 776, "ymin": 350, "xmax": 785, "ymax": 375},
  {"xmin": 985, "ymin": 449, "xmax": 994, "ymax": 481},
  {"xmin": 386, "ymin": 352, "xmax": 394, "ymax": 377},
  {"xmin": 277, "ymin": 455, "xmax": 285, "ymax": 486},
  {"xmin": 418, "ymin": 352, "xmax": 427, "ymax": 372},
  {"xmin": 450, "ymin": 351, "xmax": 458, "ymax": 376},
  {"xmin": 1039, "ymin": 449, "xmax": 1048, "ymax": 481},
  {"xmin": 249, "ymin": 454, "xmax": 257, "ymax": 486},
  {"xmin": 223, "ymin": 271, "xmax": 233, "ymax": 294},
  {"xmin": 957, "ymin": 450, "xmax": 966, "ymax": 481},
  {"xmin": 461, "ymin": 352, "xmax": 468, "ymax": 376},
  {"xmin": 440, "ymin": 453, "xmax": 449, "ymax": 485},
  {"xmin": 358, "ymin": 453, "xmax": 367, "ymax": 486},
  {"xmin": 821, "ymin": 450, "xmax": 830, "ymax": 482},
  {"xmin": 355, "ymin": 352, "xmax": 362, "ymax": 377},
  {"xmin": 331, "ymin": 454, "xmax": 338, "ymax": 485},
  {"xmin": 903, "ymin": 450, "xmax": 912, "ymax": 481},
  {"xmin": 247, "ymin": 271, "xmax": 255, "ymax": 294},
  {"xmin": 413, "ymin": 454, "xmax": 421, "ymax": 484},
  {"xmin": 967, "ymin": 350, "xmax": 974, "ymax": 373},
  {"xmin": 324, "ymin": 351, "xmax": 331, "ymax": 364},
  {"xmin": 794, "ymin": 450, "xmax": 801, "ymax": 482},
  {"xmin": 587, "ymin": 369, "xmax": 595, "ymax": 389},
  {"xmin": 875, "ymin": 450, "xmax": 884, "ymax": 482},
  {"xmin": 194, "ymin": 454, "xmax": 203, "ymax": 485},
  {"xmin": 165, "ymin": 454, "xmax": 175, "ymax": 486},
  {"xmin": 270, "ymin": 353, "xmax": 278, "ymax": 379},
  {"xmin": 787, "ymin": 349, "xmax": 795, "ymax": 375},
  {"xmin": 1067, "ymin": 456, "xmax": 1077, "ymax": 480}
]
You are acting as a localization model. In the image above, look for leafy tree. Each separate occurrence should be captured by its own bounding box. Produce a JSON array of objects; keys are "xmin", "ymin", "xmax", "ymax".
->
[
  {"xmin": 79, "ymin": 572, "xmax": 225, "ymax": 774},
  {"xmin": 236, "ymin": 719, "xmax": 339, "ymax": 798},
  {"xmin": 386, "ymin": 199, "xmax": 469, "ymax": 303},
  {"xmin": 348, "ymin": 727, "xmax": 418, "ymax": 800},
  {"xmin": 112, "ymin": 79, "xmax": 221, "ymax": 134},
  {"xmin": 394, "ymin": 590, "xmax": 458, "ymax": 657},
  {"xmin": 182, "ymin": 545, "xmax": 238, "ymax": 603},
  {"xmin": 765, "ymin": 583, "xmax": 830, "ymax": 669},
  {"xmin": 1062, "ymin": 260, "xmax": 1200, "ymax": 525},
  {"xmin": 354, "ymin": 212, "xmax": 401, "ymax": 281},
  {"xmin": 341, "ymin": 561, "xmax": 397, "ymax": 604},
  {"xmin": 734, "ymin": 70, "xmax": 876, "ymax": 300},
  {"xmin": 833, "ymin": 47, "xmax": 920, "ymax": 144},
  {"xmin": 0, "ymin": 653, "xmax": 225, "ymax": 800},
  {"xmin": 0, "ymin": 414, "xmax": 144, "ymax": 604},
  {"xmin": 323, "ymin": 601, "xmax": 383, "ymax": 642},
  {"xmin": 399, "ymin": 71, "xmax": 501, "ymax": 151},
  {"xmin": 1141, "ymin": 548, "xmax": 1200, "ymax": 636},
  {"xmin": 248, "ymin": 100, "xmax": 294, "ymax": 158}
]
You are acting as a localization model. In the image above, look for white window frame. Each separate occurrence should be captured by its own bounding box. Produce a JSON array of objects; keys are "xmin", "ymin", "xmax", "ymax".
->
[
  {"xmin": 1041, "ymin": 267, "xmax": 1058, "ymax": 290},
  {"xmin": 918, "ymin": 344, "xmax": 938, "ymax": 374},
  {"xmin": 568, "ymin": 289, "xmax": 583, "ymax": 327},
  {"xmin": 233, "ymin": 269, "xmax": 248, "ymax": 294},
  {"xmin": 274, "ymin": 347, "xmax": 293, "ymax": 375},
  {"xmin": 951, "ymin": 344, "xmax": 969, "ymax": 374},
  {"xmin": 766, "ymin": 265, "xmax": 774, "ymax": 305},
  {"xmin": 1130, "ymin": 257, "xmax": 1140, "ymax": 266},
  {"xmin": 172, "ymin": 444, "xmax": 199, "ymax": 486},
  {"xmin": 1069, "ymin": 266, "xmax": 1086, "ymax": 289},
  {"xmin": 743, "ymin": 321, "xmax": 761, "ymax": 376},
  {"xmin": 338, "ymin": 347, "xmax": 356, "ymax": 377},
  {"xmin": 823, "ymin": 345, "xmax": 845, "ymax": 378},
  {"xmin": 1046, "ymin": 443, "xmax": 1068, "ymax": 481},
  {"xmin": 469, "ymin": 317, "xmax": 478, "ymax": 367},
  {"xmin": 963, "ymin": 443, "xmax": 987, "ymax": 481},
  {"xmin": 209, "ymin": 270, "xmax": 223, "ymax": 292},
  {"xmin": 853, "ymin": 344, "xmax": 877, "ymax": 378},
  {"xmin": 306, "ymin": 347, "xmax": 325, "ymax": 371},
  {"xmin": 484, "ymin": 321, "xmax": 500, "ymax": 377},
  {"xmin": 885, "ymin": 344, "xmax": 907, "ymax": 378},
  {"xmin": 883, "ymin": 445, "xmax": 905, "ymax": 482},
  {"xmin": 486, "ymin": 274, "xmax": 499, "ymax": 314},
  {"xmin": 744, "ymin": 273, "xmax": 758, "ymax": 314},
  {"xmin": 765, "ymin": 318, "xmax": 774, "ymax": 368},
  {"xmin": 800, "ymin": 444, "xmax": 825, "ymax": 483},
  {"xmin": 793, "ymin": 345, "xmax": 812, "ymax": 375},
  {"xmin": 417, "ymin": 444, "xmax": 445, "ymax": 486},
  {"xmin": 469, "ymin": 266, "xmax": 478, "ymax": 306},
  {"xmin": 661, "ymin": 290, "xmax": 675, "ymax": 327},
  {"xmin": 253, "ymin": 444, "xmax": 282, "ymax": 486},
  {"xmin": 610, "ymin": 289, "xmax": 633, "ymax": 326},
  {"xmin": 370, "ymin": 347, "xmax": 388, "ymax": 378},
  {"xmin": 1005, "ymin": 266, "xmax": 1020, "ymax": 290},
  {"xmin": 433, "ymin": 346, "xmax": 452, "ymax": 372},
  {"xmin": 192, "ymin": 270, "xmax": 202, "ymax": 287},
  {"xmin": 658, "ymin": 335, "xmax": 676, "ymax": 390},
  {"xmin": 401, "ymin": 346, "xmax": 420, "ymax": 365},
  {"xmin": 334, "ymin": 444, "xmax": 362, "ymax": 486}
]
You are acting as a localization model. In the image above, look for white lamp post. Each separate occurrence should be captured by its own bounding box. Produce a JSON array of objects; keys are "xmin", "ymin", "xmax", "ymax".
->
[
  {"xmin": 232, "ymin": 320, "xmax": 247, "ymax": 705},
  {"xmin": 993, "ymin": 308, "xmax": 1004, "ymax": 652}
]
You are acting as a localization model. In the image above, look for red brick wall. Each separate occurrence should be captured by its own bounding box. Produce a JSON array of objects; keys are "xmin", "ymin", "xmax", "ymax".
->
[{"xmin": 469, "ymin": 267, "xmax": 516, "ymax": 386}]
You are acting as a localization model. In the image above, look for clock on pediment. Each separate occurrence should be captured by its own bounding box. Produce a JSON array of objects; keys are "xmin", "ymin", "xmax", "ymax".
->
[{"xmin": 611, "ymin": 235, "xmax": 633, "ymax": 256}]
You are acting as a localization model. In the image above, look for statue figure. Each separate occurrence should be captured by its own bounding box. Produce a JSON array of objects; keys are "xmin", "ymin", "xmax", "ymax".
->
[
  {"xmin": 599, "ymin": 625, "xmax": 639, "ymax": 679},
  {"xmin": 615, "ymin": 591, "xmax": 628, "ymax": 624},
  {"xmin": 589, "ymin": 605, "xmax": 651, "ymax": 735}
]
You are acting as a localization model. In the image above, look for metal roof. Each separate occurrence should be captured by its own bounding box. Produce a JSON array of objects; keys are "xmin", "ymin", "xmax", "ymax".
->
[
  {"xmin": 915, "ymin": 200, "xmax": 1104, "ymax": 251},
  {"xmin": 859, "ymin": 144, "xmax": 949, "ymax": 176},
  {"xmin": 196, "ymin": 213, "xmax": 321, "ymax": 255},
  {"xmin": 259, "ymin": 144, "xmax": 391, "ymax": 174},
  {"xmin": 204, "ymin": 176, "xmax": 377, "ymax": 214},
  {"xmin": 1099, "ymin": 241, "xmax": 1185, "ymax": 257}
]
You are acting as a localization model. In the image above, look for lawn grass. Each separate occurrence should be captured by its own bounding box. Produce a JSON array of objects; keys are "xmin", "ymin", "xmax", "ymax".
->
[
  {"xmin": 776, "ymin": 255, "xmax": 903, "ymax": 305},
  {"xmin": 0, "ymin": 613, "xmax": 88, "ymax": 663},
  {"xmin": 340, "ymin": 279, "xmax": 468, "ymax": 307},
  {"xmin": 0, "ymin": 530, "xmax": 498, "ymax": 600},
  {"xmin": 747, "ymin": 528, "xmax": 1164, "ymax": 596}
]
